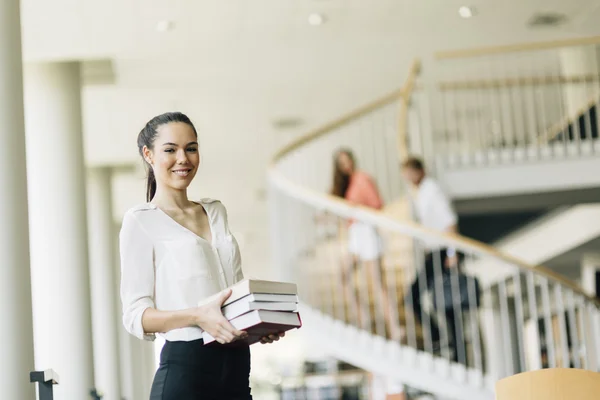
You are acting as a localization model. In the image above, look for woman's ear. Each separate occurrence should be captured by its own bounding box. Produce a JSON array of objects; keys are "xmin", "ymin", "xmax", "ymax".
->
[{"xmin": 142, "ymin": 145, "xmax": 153, "ymax": 165}]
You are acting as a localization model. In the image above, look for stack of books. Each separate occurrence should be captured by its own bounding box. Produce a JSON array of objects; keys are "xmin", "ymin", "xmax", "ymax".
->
[{"xmin": 201, "ymin": 279, "xmax": 302, "ymax": 346}]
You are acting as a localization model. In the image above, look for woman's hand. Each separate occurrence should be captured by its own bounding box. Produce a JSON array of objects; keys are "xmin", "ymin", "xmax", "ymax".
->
[
  {"xmin": 260, "ymin": 331, "xmax": 286, "ymax": 344},
  {"xmin": 194, "ymin": 289, "xmax": 247, "ymax": 344}
]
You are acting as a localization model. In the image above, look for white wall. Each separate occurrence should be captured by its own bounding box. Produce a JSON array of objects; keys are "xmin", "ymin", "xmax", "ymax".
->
[{"xmin": 559, "ymin": 45, "xmax": 600, "ymax": 117}]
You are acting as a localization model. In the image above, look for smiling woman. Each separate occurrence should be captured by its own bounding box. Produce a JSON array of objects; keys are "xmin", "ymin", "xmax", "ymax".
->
[
  {"xmin": 120, "ymin": 112, "xmax": 284, "ymax": 399},
  {"xmin": 136, "ymin": 112, "xmax": 200, "ymax": 203}
]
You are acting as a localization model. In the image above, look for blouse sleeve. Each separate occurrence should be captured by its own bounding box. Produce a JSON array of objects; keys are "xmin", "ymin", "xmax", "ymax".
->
[
  {"xmin": 220, "ymin": 202, "xmax": 244, "ymax": 282},
  {"xmin": 119, "ymin": 211, "xmax": 156, "ymax": 341},
  {"xmin": 231, "ymin": 235, "xmax": 244, "ymax": 282}
]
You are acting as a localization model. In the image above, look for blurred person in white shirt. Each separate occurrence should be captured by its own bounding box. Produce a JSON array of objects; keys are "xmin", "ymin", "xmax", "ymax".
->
[{"xmin": 401, "ymin": 156, "xmax": 461, "ymax": 360}]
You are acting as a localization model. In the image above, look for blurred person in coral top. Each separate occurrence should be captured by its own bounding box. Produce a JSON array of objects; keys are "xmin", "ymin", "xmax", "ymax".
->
[{"xmin": 330, "ymin": 148, "xmax": 402, "ymax": 341}]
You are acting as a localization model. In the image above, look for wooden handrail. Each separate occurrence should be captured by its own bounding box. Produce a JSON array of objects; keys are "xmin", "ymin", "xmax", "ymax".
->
[
  {"xmin": 401, "ymin": 59, "xmax": 421, "ymax": 96},
  {"xmin": 269, "ymin": 167, "xmax": 600, "ymax": 307},
  {"xmin": 398, "ymin": 59, "xmax": 422, "ymax": 160},
  {"xmin": 438, "ymin": 74, "xmax": 600, "ymax": 91},
  {"xmin": 268, "ymin": 58, "xmax": 420, "ymax": 166},
  {"xmin": 270, "ymin": 92, "xmax": 405, "ymax": 168},
  {"xmin": 435, "ymin": 35, "xmax": 600, "ymax": 60}
]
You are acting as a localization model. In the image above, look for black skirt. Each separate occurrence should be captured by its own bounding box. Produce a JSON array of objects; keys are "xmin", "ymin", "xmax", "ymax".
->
[{"xmin": 149, "ymin": 338, "xmax": 252, "ymax": 400}]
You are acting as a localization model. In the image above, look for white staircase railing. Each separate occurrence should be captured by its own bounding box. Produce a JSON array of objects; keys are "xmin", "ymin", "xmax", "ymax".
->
[
  {"xmin": 422, "ymin": 37, "xmax": 600, "ymax": 171},
  {"xmin": 267, "ymin": 57, "xmax": 600, "ymax": 399}
]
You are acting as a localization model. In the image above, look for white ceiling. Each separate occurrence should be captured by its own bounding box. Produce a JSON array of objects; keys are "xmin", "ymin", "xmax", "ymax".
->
[
  {"xmin": 20, "ymin": 0, "xmax": 600, "ymax": 277},
  {"xmin": 20, "ymin": 0, "xmax": 600, "ymax": 62}
]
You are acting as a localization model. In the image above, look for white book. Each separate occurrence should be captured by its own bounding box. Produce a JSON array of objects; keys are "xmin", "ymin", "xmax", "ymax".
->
[
  {"xmin": 202, "ymin": 310, "xmax": 302, "ymax": 346},
  {"xmin": 222, "ymin": 279, "xmax": 298, "ymax": 306},
  {"xmin": 222, "ymin": 300, "xmax": 298, "ymax": 320},
  {"xmin": 229, "ymin": 293, "xmax": 299, "ymax": 304},
  {"xmin": 198, "ymin": 279, "xmax": 298, "ymax": 307}
]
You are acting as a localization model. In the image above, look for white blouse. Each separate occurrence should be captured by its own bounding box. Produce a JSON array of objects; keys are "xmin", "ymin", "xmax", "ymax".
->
[{"xmin": 119, "ymin": 198, "xmax": 244, "ymax": 342}]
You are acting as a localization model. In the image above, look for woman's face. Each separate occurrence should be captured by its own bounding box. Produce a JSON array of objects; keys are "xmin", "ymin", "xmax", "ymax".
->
[
  {"xmin": 144, "ymin": 122, "xmax": 200, "ymax": 193},
  {"xmin": 336, "ymin": 152, "xmax": 354, "ymax": 175}
]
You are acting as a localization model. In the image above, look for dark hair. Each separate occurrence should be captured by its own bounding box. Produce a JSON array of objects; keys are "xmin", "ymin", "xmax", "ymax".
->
[
  {"xmin": 137, "ymin": 112, "xmax": 198, "ymax": 202},
  {"xmin": 331, "ymin": 148, "xmax": 356, "ymax": 198},
  {"xmin": 402, "ymin": 156, "xmax": 425, "ymax": 171}
]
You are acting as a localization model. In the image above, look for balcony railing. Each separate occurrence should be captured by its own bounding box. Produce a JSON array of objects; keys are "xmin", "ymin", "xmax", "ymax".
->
[{"xmin": 416, "ymin": 37, "xmax": 600, "ymax": 170}]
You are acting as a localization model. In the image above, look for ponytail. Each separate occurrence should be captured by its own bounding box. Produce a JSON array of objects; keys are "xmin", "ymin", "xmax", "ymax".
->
[{"xmin": 146, "ymin": 167, "xmax": 157, "ymax": 202}]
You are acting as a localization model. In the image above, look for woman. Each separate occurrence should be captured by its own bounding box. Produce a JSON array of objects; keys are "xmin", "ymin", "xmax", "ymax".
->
[
  {"xmin": 120, "ymin": 112, "xmax": 283, "ymax": 400},
  {"xmin": 331, "ymin": 148, "xmax": 401, "ymax": 342},
  {"xmin": 331, "ymin": 149, "xmax": 384, "ymax": 260}
]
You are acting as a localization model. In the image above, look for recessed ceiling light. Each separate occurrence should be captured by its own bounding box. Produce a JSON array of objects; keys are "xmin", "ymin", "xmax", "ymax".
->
[
  {"xmin": 528, "ymin": 12, "xmax": 568, "ymax": 28},
  {"xmin": 308, "ymin": 13, "xmax": 326, "ymax": 26},
  {"xmin": 458, "ymin": 6, "xmax": 476, "ymax": 19},
  {"xmin": 272, "ymin": 117, "xmax": 304, "ymax": 130},
  {"xmin": 156, "ymin": 20, "xmax": 175, "ymax": 32}
]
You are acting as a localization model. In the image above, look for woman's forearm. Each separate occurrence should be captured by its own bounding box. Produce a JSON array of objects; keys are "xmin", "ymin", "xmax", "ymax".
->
[
  {"xmin": 141, "ymin": 307, "xmax": 198, "ymax": 334},
  {"xmin": 139, "ymin": 290, "xmax": 248, "ymax": 344}
]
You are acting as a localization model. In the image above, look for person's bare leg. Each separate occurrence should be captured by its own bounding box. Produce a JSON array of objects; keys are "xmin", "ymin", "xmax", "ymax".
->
[
  {"xmin": 341, "ymin": 255, "xmax": 361, "ymax": 326},
  {"xmin": 355, "ymin": 256, "xmax": 374, "ymax": 331},
  {"xmin": 366, "ymin": 258, "xmax": 401, "ymax": 340}
]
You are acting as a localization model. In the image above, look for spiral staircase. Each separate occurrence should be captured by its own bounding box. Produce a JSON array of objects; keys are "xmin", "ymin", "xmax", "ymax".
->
[{"xmin": 267, "ymin": 39, "xmax": 600, "ymax": 399}]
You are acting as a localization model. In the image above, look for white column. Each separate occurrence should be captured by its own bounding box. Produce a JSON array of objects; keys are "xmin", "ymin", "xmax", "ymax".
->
[
  {"xmin": 480, "ymin": 304, "xmax": 509, "ymax": 380},
  {"xmin": 580, "ymin": 253, "xmax": 600, "ymax": 371},
  {"xmin": 118, "ymin": 327, "xmax": 135, "ymax": 400},
  {"xmin": 559, "ymin": 46, "xmax": 600, "ymax": 116},
  {"xmin": 113, "ymin": 219, "xmax": 135, "ymax": 400},
  {"xmin": 88, "ymin": 168, "xmax": 121, "ymax": 400},
  {"xmin": 0, "ymin": 1, "xmax": 36, "ymax": 399},
  {"xmin": 113, "ymin": 220, "xmax": 157, "ymax": 400},
  {"xmin": 24, "ymin": 62, "xmax": 95, "ymax": 399},
  {"xmin": 117, "ymin": 311, "xmax": 157, "ymax": 400},
  {"xmin": 130, "ymin": 339, "xmax": 156, "ymax": 400},
  {"xmin": 581, "ymin": 253, "xmax": 600, "ymax": 297}
]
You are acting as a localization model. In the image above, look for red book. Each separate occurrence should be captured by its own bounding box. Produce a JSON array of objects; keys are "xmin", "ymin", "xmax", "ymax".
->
[{"xmin": 202, "ymin": 310, "xmax": 302, "ymax": 346}]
